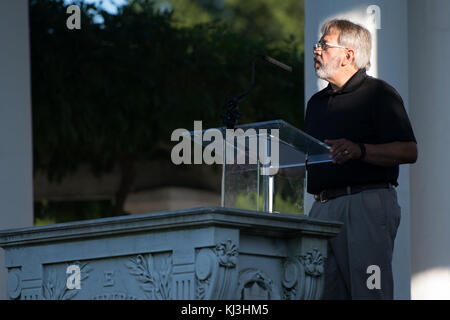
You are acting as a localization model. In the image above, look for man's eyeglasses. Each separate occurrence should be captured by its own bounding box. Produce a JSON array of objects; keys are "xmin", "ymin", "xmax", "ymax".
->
[{"xmin": 314, "ymin": 40, "xmax": 348, "ymax": 51}]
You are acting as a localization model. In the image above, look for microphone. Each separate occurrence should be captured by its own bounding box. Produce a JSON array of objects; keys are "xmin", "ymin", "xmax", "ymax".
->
[
  {"xmin": 262, "ymin": 55, "xmax": 293, "ymax": 72},
  {"xmin": 239, "ymin": 55, "xmax": 292, "ymax": 100}
]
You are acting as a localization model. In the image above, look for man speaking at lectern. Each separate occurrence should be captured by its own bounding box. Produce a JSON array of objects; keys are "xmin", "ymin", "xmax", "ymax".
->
[{"xmin": 305, "ymin": 19, "xmax": 417, "ymax": 299}]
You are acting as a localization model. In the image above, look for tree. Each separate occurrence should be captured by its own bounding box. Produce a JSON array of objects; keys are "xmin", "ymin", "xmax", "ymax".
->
[{"xmin": 31, "ymin": 0, "xmax": 304, "ymax": 216}]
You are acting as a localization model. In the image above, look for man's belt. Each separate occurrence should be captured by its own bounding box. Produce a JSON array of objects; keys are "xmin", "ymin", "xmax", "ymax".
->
[{"xmin": 314, "ymin": 182, "xmax": 391, "ymax": 203}]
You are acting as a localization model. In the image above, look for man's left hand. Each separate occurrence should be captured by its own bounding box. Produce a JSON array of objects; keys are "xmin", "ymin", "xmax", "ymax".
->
[{"xmin": 325, "ymin": 138, "xmax": 362, "ymax": 164}]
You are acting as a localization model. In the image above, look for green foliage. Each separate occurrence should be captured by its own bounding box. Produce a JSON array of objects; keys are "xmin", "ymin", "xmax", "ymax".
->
[
  {"xmin": 34, "ymin": 200, "xmax": 113, "ymax": 225},
  {"xmin": 30, "ymin": 0, "xmax": 305, "ymax": 215},
  {"xmin": 234, "ymin": 192, "xmax": 262, "ymax": 211},
  {"xmin": 273, "ymin": 194, "xmax": 303, "ymax": 215},
  {"xmin": 153, "ymin": 0, "xmax": 305, "ymax": 53},
  {"xmin": 223, "ymin": 0, "xmax": 305, "ymax": 53},
  {"xmin": 154, "ymin": 0, "xmax": 215, "ymax": 27},
  {"xmin": 234, "ymin": 192, "xmax": 303, "ymax": 215}
]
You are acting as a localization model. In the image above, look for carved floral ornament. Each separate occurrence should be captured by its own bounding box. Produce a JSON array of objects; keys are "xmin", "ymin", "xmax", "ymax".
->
[
  {"xmin": 300, "ymin": 249, "xmax": 324, "ymax": 277},
  {"xmin": 214, "ymin": 240, "xmax": 238, "ymax": 268},
  {"xmin": 126, "ymin": 254, "xmax": 172, "ymax": 300},
  {"xmin": 43, "ymin": 261, "xmax": 92, "ymax": 300},
  {"xmin": 282, "ymin": 249, "xmax": 325, "ymax": 300},
  {"xmin": 195, "ymin": 240, "xmax": 239, "ymax": 300}
]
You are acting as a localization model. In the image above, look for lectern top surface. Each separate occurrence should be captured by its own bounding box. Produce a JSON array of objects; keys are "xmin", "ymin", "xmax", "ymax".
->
[{"xmin": 185, "ymin": 119, "xmax": 332, "ymax": 168}]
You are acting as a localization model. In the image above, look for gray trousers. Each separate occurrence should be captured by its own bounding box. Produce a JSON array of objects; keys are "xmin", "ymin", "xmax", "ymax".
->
[{"xmin": 309, "ymin": 186, "xmax": 401, "ymax": 300}]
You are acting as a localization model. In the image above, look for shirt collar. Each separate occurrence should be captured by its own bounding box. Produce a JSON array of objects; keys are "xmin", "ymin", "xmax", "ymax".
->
[{"xmin": 325, "ymin": 68, "xmax": 367, "ymax": 95}]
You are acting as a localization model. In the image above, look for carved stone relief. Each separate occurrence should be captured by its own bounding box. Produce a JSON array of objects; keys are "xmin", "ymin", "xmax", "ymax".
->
[
  {"xmin": 126, "ymin": 254, "xmax": 172, "ymax": 300},
  {"xmin": 195, "ymin": 240, "xmax": 238, "ymax": 300},
  {"xmin": 7, "ymin": 268, "xmax": 22, "ymax": 300},
  {"xmin": 300, "ymin": 249, "xmax": 324, "ymax": 277},
  {"xmin": 282, "ymin": 249, "xmax": 325, "ymax": 300},
  {"xmin": 238, "ymin": 268, "xmax": 280, "ymax": 300},
  {"xmin": 92, "ymin": 292, "xmax": 140, "ymax": 300},
  {"xmin": 42, "ymin": 261, "xmax": 91, "ymax": 300}
]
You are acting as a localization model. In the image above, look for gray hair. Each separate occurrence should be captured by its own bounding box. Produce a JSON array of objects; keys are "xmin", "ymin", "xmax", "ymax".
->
[{"xmin": 321, "ymin": 19, "xmax": 372, "ymax": 70}]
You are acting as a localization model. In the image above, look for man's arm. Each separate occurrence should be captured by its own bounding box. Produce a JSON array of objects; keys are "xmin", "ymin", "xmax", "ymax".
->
[
  {"xmin": 326, "ymin": 139, "xmax": 418, "ymax": 166},
  {"xmin": 363, "ymin": 141, "xmax": 418, "ymax": 166}
]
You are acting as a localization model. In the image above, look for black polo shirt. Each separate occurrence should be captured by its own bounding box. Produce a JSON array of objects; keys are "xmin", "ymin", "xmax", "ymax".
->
[{"xmin": 304, "ymin": 68, "xmax": 416, "ymax": 195}]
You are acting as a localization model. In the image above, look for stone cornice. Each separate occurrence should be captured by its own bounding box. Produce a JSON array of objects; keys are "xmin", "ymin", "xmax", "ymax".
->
[{"xmin": 0, "ymin": 207, "xmax": 341, "ymax": 248}]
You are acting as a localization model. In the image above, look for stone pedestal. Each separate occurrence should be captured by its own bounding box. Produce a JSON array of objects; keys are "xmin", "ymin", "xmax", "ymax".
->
[{"xmin": 0, "ymin": 207, "xmax": 341, "ymax": 300}]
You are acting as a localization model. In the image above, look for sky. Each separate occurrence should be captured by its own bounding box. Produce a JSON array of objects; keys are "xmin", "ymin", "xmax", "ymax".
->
[{"xmin": 64, "ymin": 0, "xmax": 127, "ymax": 14}]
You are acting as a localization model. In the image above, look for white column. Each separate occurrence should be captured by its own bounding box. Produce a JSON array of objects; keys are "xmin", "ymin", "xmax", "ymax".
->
[
  {"xmin": 305, "ymin": 0, "xmax": 411, "ymax": 299},
  {"xmin": 408, "ymin": 0, "xmax": 450, "ymax": 300},
  {"xmin": 0, "ymin": 0, "xmax": 34, "ymax": 300}
]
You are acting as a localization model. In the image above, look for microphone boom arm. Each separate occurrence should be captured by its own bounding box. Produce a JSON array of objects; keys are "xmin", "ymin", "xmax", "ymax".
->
[{"xmin": 221, "ymin": 55, "xmax": 292, "ymax": 129}]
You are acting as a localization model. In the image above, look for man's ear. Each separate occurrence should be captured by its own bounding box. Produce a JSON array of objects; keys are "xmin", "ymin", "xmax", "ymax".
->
[{"xmin": 342, "ymin": 49, "xmax": 355, "ymax": 67}]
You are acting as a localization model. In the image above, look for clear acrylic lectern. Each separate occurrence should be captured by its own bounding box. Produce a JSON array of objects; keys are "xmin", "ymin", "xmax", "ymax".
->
[{"xmin": 185, "ymin": 120, "xmax": 332, "ymax": 214}]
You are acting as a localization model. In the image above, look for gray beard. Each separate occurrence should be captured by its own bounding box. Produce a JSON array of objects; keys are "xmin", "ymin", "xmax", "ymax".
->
[{"xmin": 315, "ymin": 55, "xmax": 342, "ymax": 80}]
